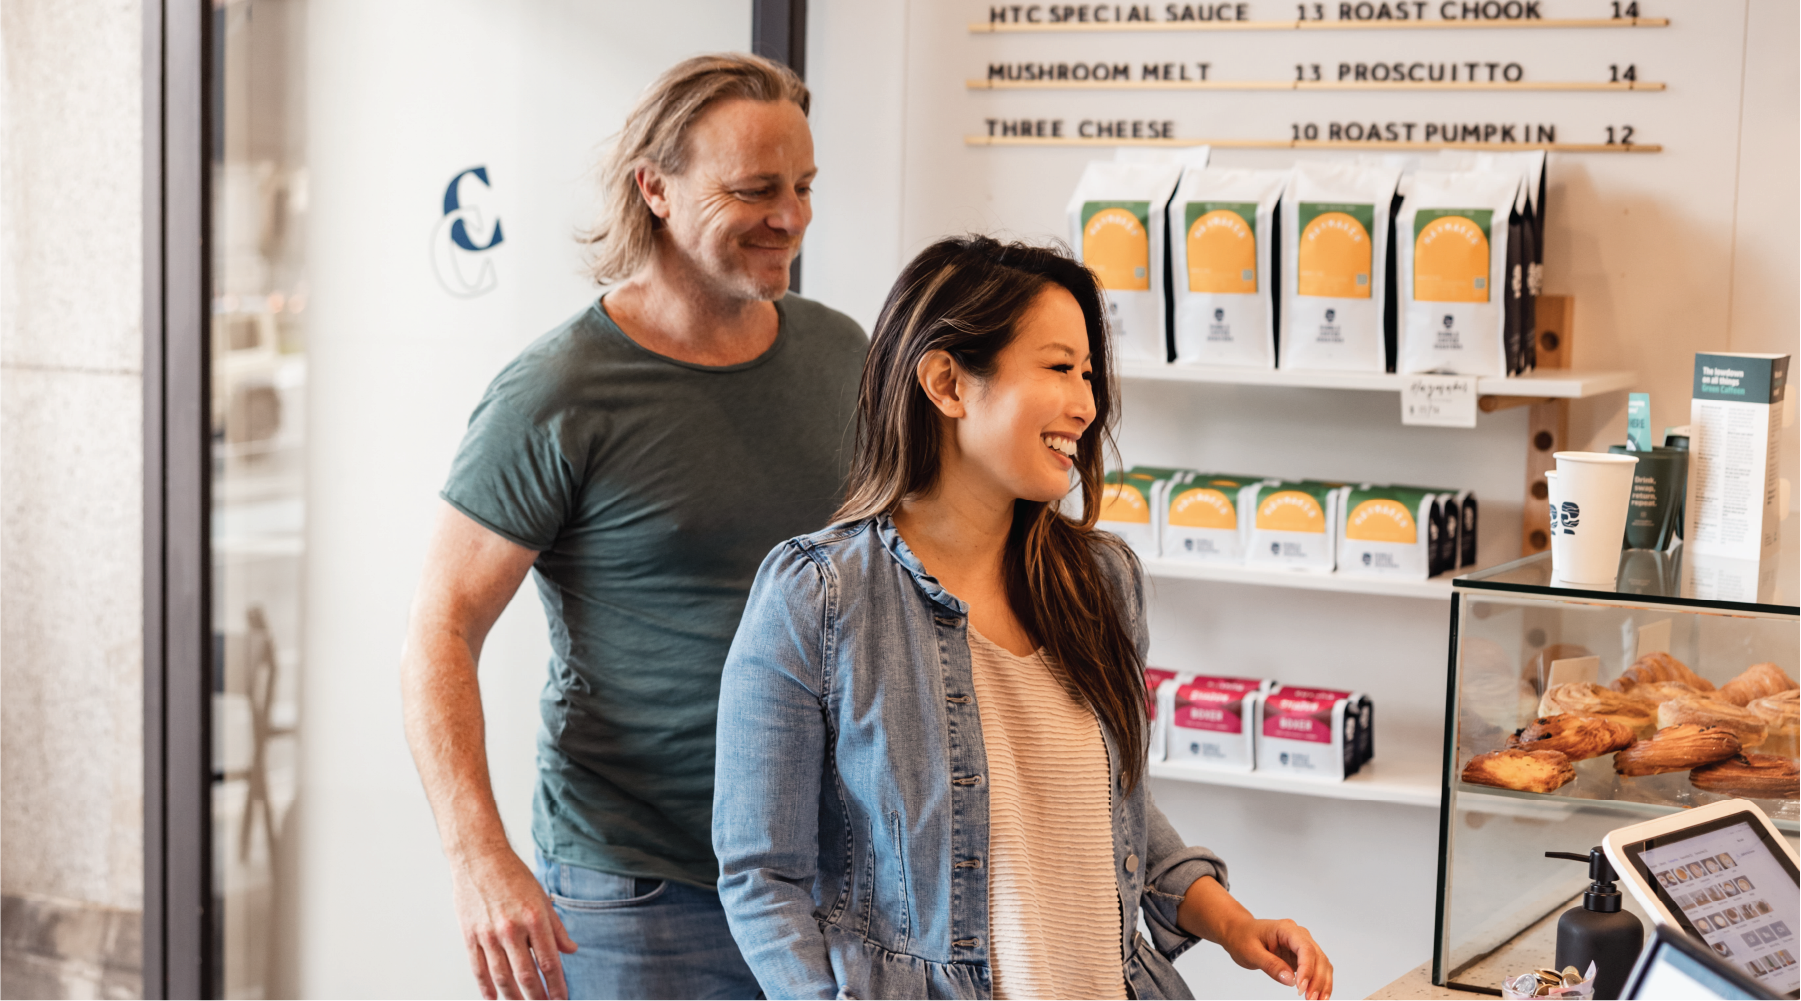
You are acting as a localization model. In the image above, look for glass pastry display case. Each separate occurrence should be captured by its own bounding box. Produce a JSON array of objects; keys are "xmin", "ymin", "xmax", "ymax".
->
[{"xmin": 1433, "ymin": 543, "xmax": 1799, "ymax": 991}]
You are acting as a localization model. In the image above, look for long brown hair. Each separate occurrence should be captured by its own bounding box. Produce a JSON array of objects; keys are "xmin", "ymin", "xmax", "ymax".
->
[
  {"xmin": 834, "ymin": 236, "xmax": 1148, "ymax": 785},
  {"xmin": 582, "ymin": 53, "xmax": 809, "ymax": 283}
]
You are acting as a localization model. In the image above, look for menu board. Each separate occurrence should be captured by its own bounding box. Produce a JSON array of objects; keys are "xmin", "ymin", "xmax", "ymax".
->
[{"xmin": 961, "ymin": 1, "xmax": 1674, "ymax": 151}]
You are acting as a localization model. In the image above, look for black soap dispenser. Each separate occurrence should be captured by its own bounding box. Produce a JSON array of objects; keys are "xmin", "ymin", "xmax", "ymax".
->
[{"xmin": 1546, "ymin": 848, "xmax": 1644, "ymax": 1000}]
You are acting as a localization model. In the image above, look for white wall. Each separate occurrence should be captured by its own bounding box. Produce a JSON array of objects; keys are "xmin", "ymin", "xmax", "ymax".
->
[
  {"xmin": 802, "ymin": 1, "xmax": 1799, "ymax": 997},
  {"xmin": 295, "ymin": 3, "xmax": 750, "ymax": 996}
]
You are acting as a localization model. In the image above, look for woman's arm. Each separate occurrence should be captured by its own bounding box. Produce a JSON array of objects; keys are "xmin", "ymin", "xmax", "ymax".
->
[
  {"xmin": 1177, "ymin": 878, "xmax": 1335, "ymax": 1001},
  {"xmin": 712, "ymin": 545, "xmax": 840, "ymax": 1000}
]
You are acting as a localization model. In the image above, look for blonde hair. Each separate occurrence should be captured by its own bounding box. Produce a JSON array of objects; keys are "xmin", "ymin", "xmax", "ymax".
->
[{"xmin": 583, "ymin": 53, "xmax": 809, "ymax": 284}]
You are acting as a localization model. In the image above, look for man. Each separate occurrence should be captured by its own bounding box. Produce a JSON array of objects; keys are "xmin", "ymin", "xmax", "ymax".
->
[{"xmin": 400, "ymin": 53, "xmax": 866, "ymax": 1000}]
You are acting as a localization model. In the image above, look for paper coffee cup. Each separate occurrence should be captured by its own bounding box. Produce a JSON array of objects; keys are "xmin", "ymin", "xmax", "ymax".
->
[{"xmin": 1550, "ymin": 451, "xmax": 1639, "ymax": 583}]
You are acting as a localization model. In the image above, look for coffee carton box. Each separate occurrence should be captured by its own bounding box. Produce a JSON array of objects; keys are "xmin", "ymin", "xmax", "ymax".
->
[
  {"xmin": 1164, "ymin": 675, "xmax": 1272, "ymax": 771},
  {"xmin": 1099, "ymin": 467, "xmax": 1189, "ymax": 558},
  {"xmin": 1256, "ymin": 686, "xmax": 1366, "ymax": 781},
  {"xmin": 1339, "ymin": 486, "xmax": 1439, "ymax": 578},
  {"xmin": 1145, "ymin": 667, "xmax": 1181, "ymax": 762},
  {"xmin": 1068, "ymin": 162, "xmax": 1185, "ymax": 363},
  {"xmin": 1163, "ymin": 473, "xmax": 1263, "ymax": 563},
  {"xmin": 1098, "ymin": 470, "xmax": 1157, "ymax": 554},
  {"xmin": 1246, "ymin": 480, "xmax": 1345, "ymax": 571}
]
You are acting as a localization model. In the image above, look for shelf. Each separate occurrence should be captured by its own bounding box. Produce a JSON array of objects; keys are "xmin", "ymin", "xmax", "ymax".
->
[
  {"xmin": 1149, "ymin": 750, "xmax": 1442, "ymax": 807},
  {"xmin": 1144, "ymin": 556, "xmax": 1460, "ymax": 599},
  {"xmin": 1118, "ymin": 360, "xmax": 1639, "ymax": 399}
]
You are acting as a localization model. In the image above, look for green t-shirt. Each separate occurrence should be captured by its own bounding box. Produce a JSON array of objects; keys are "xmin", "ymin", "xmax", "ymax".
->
[{"xmin": 442, "ymin": 293, "xmax": 867, "ymax": 887}]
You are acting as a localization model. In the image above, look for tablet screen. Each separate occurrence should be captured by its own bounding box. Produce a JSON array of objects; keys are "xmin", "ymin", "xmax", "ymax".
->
[
  {"xmin": 1629, "ymin": 931, "xmax": 1768, "ymax": 1000},
  {"xmin": 1625, "ymin": 812, "xmax": 1799, "ymax": 998}
]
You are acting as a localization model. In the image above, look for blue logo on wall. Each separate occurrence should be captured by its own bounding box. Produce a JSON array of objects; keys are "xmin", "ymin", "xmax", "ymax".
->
[{"xmin": 432, "ymin": 166, "xmax": 504, "ymax": 297}]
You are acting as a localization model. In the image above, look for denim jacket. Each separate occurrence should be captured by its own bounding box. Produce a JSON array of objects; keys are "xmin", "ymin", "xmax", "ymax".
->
[{"xmin": 713, "ymin": 516, "xmax": 1227, "ymax": 1000}]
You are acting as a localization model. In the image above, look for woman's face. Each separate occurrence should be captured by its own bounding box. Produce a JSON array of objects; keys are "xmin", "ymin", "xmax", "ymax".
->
[{"xmin": 945, "ymin": 286, "xmax": 1098, "ymax": 504}]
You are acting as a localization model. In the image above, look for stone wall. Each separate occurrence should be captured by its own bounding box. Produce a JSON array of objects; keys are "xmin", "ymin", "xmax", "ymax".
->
[{"xmin": 1, "ymin": 1, "xmax": 146, "ymax": 997}]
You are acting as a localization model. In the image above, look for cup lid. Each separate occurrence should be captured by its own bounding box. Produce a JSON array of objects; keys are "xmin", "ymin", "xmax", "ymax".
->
[{"xmin": 1554, "ymin": 451, "xmax": 1639, "ymax": 465}]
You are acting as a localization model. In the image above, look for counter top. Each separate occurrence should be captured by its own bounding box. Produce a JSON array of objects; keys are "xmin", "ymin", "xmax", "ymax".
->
[
  {"xmin": 1369, "ymin": 892, "xmax": 1580, "ymax": 999},
  {"xmin": 1367, "ymin": 962, "xmax": 1492, "ymax": 999}
]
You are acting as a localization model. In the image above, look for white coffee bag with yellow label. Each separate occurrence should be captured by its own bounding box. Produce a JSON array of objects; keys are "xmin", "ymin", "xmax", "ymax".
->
[
  {"xmin": 1098, "ymin": 470, "xmax": 1157, "ymax": 554},
  {"xmin": 1169, "ymin": 168, "xmax": 1288, "ymax": 369},
  {"xmin": 1339, "ymin": 486, "xmax": 1439, "ymax": 578},
  {"xmin": 1279, "ymin": 160, "xmax": 1400, "ymax": 372},
  {"xmin": 1164, "ymin": 473, "xmax": 1263, "ymax": 563},
  {"xmin": 1246, "ymin": 481, "xmax": 1344, "ymax": 571},
  {"xmin": 1068, "ymin": 161, "xmax": 1185, "ymax": 364},
  {"xmin": 1396, "ymin": 169, "xmax": 1520, "ymax": 376}
]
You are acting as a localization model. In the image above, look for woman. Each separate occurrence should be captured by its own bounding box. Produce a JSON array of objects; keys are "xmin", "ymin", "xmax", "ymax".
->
[{"xmin": 712, "ymin": 236, "xmax": 1333, "ymax": 1000}]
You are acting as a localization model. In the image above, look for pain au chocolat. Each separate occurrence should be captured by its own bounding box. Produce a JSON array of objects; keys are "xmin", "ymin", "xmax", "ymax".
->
[
  {"xmin": 1507, "ymin": 714, "xmax": 1636, "ymax": 761},
  {"xmin": 1613, "ymin": 652, "xmax": 1714, "ymax": 694},
  {"xmin": 1658, "ymin": 696, "xmax": 1769, "ymax": 748},
  {"xmin": 1715, "ymin": 663, "xmax": 1799, "ymax": 707},
  {"xmin": 1462, "ymin": 748, "xmax": 1577, "ymax": 794},
  {"xmin": 1689, "ymin": 753, "xmax": 1801, "ymax": 801},
  {"xmin": 1539, "ymin": 683, "xmax": 1658, "ymax": 736},
  {"xmin": 1613, "ymin": 724, "xmax": 1741, "ymax": 777}
]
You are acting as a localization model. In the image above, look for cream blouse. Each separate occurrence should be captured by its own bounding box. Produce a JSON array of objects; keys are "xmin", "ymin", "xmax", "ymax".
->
[{"xmin": 968, "ymin": 629, "xmax": 1128, "ymax": 1001}]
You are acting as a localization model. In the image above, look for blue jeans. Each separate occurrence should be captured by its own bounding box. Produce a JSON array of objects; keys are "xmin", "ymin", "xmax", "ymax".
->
[{"xmin": 533, "ymin": 853, "xmax": 761, "ymax": 1000}]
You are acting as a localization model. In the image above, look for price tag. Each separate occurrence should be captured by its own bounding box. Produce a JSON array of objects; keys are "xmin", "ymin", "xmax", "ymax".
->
[
  {"xmin": 1547, "ymin": 656, "xmax": 1601, "ymax": 689},
  {"xmin": 1636, "ymin": 619, "xmax": 1672, "ymax": 658},
  {"xmin": 1401, "ymin": 375, "xmax": 1479, "ymax": 428}
]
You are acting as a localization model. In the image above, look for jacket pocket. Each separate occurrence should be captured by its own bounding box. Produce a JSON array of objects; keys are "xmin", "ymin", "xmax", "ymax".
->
[{"xmin": 887, "ymin": 811, "xmax": 912, "ymax": 953}]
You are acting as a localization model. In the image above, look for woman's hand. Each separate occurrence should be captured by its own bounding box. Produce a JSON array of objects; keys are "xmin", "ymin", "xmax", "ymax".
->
[
  {"xmin": 1177, "ymin": 876, "xmax": 1335, "ymax": 1000},
  {"xmin": 1216, "ymin": 916, "xmax": 1333, "ymax": 1001}
]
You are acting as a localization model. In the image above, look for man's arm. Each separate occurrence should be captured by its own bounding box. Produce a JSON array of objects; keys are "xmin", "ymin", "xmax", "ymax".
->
[{"xmin": 401, "ymin": 501, "xmax": 575, "ymax": 1001}]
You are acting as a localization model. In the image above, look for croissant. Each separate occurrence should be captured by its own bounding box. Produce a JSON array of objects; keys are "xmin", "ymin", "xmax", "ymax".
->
[
  {"xmin": 1746, "ymin": 689, "xmax": 1799, "ymax": 759},
  {"xmin": 1690, "ymin": 753, "xmax": 1800, "ymax": 801},
  {"xmin": 1539, "ymin": 683, "xmax": 1658, "ymax": 736},
  {"xmin": 1715, "ymin": 663, "xmax": 1799, "ymax": 707},
  {"xmin": 1462, "ymin": 748, "xmax": 1577, "ymax": 794},
  {"xmin": 1617, "ymin": 680, "xmax": 1700, "ymax": 706},
  {"xmin": 1659, "ymin": 696, "xmax": 1769, "ymax": 748},
  {"xmin": 1507, "ymin": 714, "xmax": 1636, "ymax": 761},
  {"xmin": 1613, "ymin": 651, "xmax": 1714, "ymax": 693},
  {"xmin": 1613, "ymin": 724, "xmax": 1741, "ymax": 776}
]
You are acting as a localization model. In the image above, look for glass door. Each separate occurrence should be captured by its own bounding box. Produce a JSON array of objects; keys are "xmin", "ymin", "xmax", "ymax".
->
[{"xmin": 206, "ymin": 3, "xmax": 755, "ymax": 995}]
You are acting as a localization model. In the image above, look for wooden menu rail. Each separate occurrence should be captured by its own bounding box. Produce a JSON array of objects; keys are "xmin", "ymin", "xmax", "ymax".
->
[
  {"xmin": 969, "ymin": 79, "xmax": 1667, "ymax": 92},
  {"xmin": 965, "ymin": 136, "xmax": 1664, "ymax": 152},
  {"xmin": 971, "ymin": 17, "xmax": 1670, "ymax": 33}
]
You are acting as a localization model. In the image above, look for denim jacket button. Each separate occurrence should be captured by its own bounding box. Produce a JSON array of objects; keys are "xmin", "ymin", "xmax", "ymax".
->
[
  {"xmin": 953, "ymin": 937, "xmax": 983, "ymax": 948},
  {"xmin": 1125, "ymin": 853, "xmax": 1139, "ymax": 874},
  {"xmin": 933, "ymin": 615, "xmax": 959, "ymax": 627}
]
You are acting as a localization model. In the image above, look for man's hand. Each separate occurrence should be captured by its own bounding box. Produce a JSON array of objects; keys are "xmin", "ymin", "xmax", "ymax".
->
[
  {"xmin": 452, "ymin": 846, "xmax": 578, "ymax": 1000},
  {"xmin": 401, "ymin": 505, "xmax": 554, "ymax": 998},
  {"xmin": 1215, "ymin": 916, "xmax": 1334, "ymax": 1001},
  {"xmin": 1177, "ymin": 875, "xmax": 1335, "ymax": 1000}
]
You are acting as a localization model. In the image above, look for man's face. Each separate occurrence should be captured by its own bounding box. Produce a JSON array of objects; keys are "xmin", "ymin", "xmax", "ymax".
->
[{"xmin": 645, "ymin": 98, "xmax": 814, "ymax": 301}]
